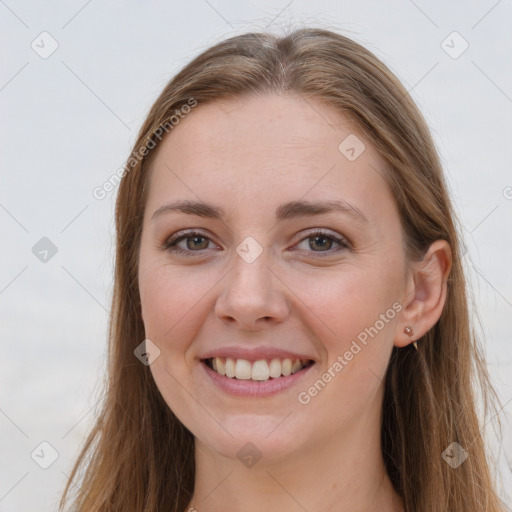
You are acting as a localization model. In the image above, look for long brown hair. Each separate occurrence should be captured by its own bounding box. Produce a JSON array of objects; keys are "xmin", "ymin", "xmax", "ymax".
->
[{"xmin": 59, "ymin": 27, "xmax": 507, "ymax": 512}]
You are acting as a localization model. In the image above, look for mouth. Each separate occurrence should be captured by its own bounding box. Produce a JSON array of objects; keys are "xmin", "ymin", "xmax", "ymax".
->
[{"xmin": 201, "ymin": 357, "xmax": 315, "ymax": 381}]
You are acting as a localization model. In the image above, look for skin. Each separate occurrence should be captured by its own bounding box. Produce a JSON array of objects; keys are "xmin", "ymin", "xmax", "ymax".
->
[{"xmin": 138, "ymin": 93, "xmax": 452, "ymax": 512}]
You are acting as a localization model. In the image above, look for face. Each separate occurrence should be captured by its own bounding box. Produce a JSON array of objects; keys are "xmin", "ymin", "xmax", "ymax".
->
[{"xmin": 138, "ymin": 93, "xmax": 409, "ymax": 463}]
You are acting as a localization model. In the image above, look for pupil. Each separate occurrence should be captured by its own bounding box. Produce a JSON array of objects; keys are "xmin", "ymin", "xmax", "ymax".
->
[
  {"xmin": 189, "ymin": 236, "xmax": 207, "ymax": 250},
  {"xmin": 311, "ymin": 235, "xmax": 330, "ymax": 251}
]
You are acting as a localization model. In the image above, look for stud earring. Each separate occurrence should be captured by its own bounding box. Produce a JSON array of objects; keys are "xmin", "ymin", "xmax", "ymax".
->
[{"xmin": 403, "ymin": 326, "xmax": 418, "ymax": 351}]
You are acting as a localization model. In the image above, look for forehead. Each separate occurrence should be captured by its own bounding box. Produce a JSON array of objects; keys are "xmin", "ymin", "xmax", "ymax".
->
[{"xmin": 145, "ymin": 93, "xmax": 395, "ymax": 226}]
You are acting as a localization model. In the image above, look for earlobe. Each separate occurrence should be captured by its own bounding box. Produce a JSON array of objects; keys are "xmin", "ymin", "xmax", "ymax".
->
[
  {"xmin": 403, "ymin": 325, "xmax": 418, "ymax": 350},
  {"xmin": 394, "ymin": 239, "xmax": 452, "ymax": 348}
]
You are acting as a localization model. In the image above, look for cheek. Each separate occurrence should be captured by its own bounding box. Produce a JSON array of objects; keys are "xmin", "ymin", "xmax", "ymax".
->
[
  {"xmin": 298, "ymin": 272, "xmax": 398, "ymax": 423},
  {"xmin": 139, "ymin": 265, "xmax": 207, "ymax": 421},
  {"xmin": 139, "ymin": 262, "xmax": 201, "ymax": 339},
  {"xmin": 139, "ymin": 262, "xmax": 220, "ymax": 377},
  {"xmin": 303, "ymin": 266, "xmax": 400, "ymax": 367}
]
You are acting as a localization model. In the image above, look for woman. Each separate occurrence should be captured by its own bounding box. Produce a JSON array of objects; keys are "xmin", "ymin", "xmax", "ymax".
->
[{"xmin": 59, "ymin": 27, "xmax": 507, "ymax": 512}]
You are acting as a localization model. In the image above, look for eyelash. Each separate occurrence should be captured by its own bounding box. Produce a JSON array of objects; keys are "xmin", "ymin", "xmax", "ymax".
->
[{"xmin": 162, "ymin": 229, "xmax": 351, "ymax": 257}]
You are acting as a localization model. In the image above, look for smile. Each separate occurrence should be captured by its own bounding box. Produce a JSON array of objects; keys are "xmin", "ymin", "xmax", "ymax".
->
[{"xmin": 203, "ymin": 357, "xmax": 315, "ymax": 381}]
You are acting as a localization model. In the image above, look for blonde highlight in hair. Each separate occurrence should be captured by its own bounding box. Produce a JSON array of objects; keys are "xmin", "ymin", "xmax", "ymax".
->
[{"xmin": 59, "ymin": 27, "xmax": 506, "ymax": 512}]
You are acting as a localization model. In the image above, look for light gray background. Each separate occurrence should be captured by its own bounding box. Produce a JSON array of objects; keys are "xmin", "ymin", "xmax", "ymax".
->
[{"xmin": 1, "ymin": 1, "xmax": 511, "ymax": 510}]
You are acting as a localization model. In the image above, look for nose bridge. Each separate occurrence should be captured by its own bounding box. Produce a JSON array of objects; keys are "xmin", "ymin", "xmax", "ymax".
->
[
  {"xmin": 215, "ymin": 239, "xmax": 288, "ymax": 327},
  {"xmin": 231, "ymin": 246, "xmax": 271, "ymax": 296}
]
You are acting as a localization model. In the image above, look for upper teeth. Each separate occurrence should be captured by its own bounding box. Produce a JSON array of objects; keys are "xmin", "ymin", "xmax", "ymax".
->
[{"xmin": 210, "ymin": 357, "xmax": 310, "ymax": 381}]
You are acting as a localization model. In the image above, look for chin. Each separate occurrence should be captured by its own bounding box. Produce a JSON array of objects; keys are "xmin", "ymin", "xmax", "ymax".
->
[{"xmin": 192, "ymin": 416, "xmax": 307, "ymax": 465}]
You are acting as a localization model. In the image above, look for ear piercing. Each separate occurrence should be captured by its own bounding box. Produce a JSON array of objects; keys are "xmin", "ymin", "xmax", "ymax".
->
[{"xmin": 404, "ymin": 326, "xmax": 418, "ymax": 351}]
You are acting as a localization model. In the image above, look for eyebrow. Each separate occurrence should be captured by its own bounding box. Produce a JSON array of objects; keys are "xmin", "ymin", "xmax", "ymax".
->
[{"xmin": 151, "ymin": 199, "xmax": 369, "ymax": 224}]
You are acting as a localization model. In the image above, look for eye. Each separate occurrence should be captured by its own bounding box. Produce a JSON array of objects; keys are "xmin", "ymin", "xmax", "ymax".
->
[
  {"xmin": 293, "ymin": 229, "xmax": 351, "ymax": 256},
  {"xmin": 162, "ymin": 229, "xmax": 351, "ymax": 257},
  {"xmin": 163, "ymin": 230, "xmax": 217, "ymax": 255}
]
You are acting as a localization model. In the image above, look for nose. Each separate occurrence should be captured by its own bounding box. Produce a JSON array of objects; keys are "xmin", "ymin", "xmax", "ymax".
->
[{"xmin": 214, "ymin": 249, "xmax": 290, "ymax": 330}]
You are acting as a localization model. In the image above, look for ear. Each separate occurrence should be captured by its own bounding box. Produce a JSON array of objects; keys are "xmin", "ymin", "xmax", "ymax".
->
[{"xmin": 394, "ymin": 239, "xmax": 452, "ymax": 348}]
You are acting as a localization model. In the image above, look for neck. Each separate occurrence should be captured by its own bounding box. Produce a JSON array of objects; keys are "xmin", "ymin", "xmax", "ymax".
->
[{"xmin": 185, "ymin": 402, "xmax": 404, "ymax": 512}]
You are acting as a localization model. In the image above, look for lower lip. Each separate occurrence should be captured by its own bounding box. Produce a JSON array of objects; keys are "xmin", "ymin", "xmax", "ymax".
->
[{"xmin": 200, "ymin": 360, "xmax": 315, "ymax": 398}]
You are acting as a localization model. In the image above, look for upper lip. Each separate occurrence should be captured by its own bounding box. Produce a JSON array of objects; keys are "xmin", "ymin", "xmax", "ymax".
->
[{"xmin": 200, "ymin": 346, "xmax": 316, "ymax": 362}]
